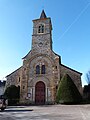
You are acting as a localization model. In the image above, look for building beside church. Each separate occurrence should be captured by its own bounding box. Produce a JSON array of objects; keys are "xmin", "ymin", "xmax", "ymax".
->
[
  {"xmin": 0, "ymin": 81, "xmax": 6, "ymax": 96},
  {"xmin": 5, "ymin": 10, "xmax": 82, "ymax": 105}
]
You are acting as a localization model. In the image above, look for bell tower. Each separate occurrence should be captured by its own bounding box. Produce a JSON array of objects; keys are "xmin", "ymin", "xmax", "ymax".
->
[
  {"xmin": 21, "ymin": 10, "xmax": 61, "ymax": 105},
  {"xmin": 32, "ymin": 10, "xmax": 52, "ymax": 54}
]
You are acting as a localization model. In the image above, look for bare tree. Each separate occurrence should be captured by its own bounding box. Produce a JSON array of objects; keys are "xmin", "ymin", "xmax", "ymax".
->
[{"xmin": 86, "ymin": 71, "xmax": 90, "ymax": 85}]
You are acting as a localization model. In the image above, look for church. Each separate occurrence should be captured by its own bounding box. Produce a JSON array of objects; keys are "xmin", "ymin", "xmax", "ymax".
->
[{"xmin": 6, "ymin": 10, "xmax": 82, "ymax": 105}]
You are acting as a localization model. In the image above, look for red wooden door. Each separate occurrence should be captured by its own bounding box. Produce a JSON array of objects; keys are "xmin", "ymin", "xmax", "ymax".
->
[{"xmin": 35, "ymin": 81, "xmax": 45, "ymax": 105}]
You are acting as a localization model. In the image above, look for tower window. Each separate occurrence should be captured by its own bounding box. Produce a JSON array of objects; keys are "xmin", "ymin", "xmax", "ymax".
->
[
  {"xmin": 38, "ymin": 24, "xmax": 44, "ymax": 33},
  {"xmin": 41, "ymin": 65, "xmax": 45, "ymax": 74},
  {"xmin": 36, "ymin": 65, "xmax": 40, "ymax": 74},
  {"xmin": 19, "ymin": 77, "xmax": 20, "ymax": 82},
  {"xmin": 55, "ymin": 66, "xmax": 57, "ymax": 69}
]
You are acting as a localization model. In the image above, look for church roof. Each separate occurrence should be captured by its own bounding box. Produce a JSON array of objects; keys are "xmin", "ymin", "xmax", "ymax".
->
[
  {"xmin": 61, "ymin": 64, "xmax": 82, "ymax": 75},
  {"xmin": 40, "ymin": 10, "xmax": 47, "ymax": 19},
  {"xmin": 6, "ymin": 66, "xmax": 22, "ymax": 77}
]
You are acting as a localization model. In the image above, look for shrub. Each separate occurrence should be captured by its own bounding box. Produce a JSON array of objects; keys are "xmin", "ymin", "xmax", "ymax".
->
[
  {"xmin": 4, "ymin": 85, "xmax": 20, "ymax": 105},
  {"xmin": 56, "ymin": 74, "xmax": 82, "ymax": 104},
  {"xmin": 83, "ymin": 84, "xmax": 90, "ymax": 103}
]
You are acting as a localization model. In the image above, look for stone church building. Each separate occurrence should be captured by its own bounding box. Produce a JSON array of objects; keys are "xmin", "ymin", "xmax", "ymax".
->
[{"xmin": 6, "ymin": 10, "xmax": 82, "ymax": 105}]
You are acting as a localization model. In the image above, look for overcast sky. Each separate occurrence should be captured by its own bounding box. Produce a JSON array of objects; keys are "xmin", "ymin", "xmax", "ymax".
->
[{"xmin": 0, "ymin": 0, "xmax": 90, "ymax": 86}]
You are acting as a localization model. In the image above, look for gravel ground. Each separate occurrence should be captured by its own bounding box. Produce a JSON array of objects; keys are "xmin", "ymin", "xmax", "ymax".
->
[{"xmin": 0, "ymin": 104, "xmax": 90, "ymax": 120}]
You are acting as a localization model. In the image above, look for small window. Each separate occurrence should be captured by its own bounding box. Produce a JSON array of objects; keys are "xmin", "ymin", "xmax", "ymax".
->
[
  {"xmin": 24, "ymin": 68, "xmax": 26, "ymax": 71},
  {"xmin": 56, "ymin": 85, "xmax": 58, "ymax": 90},
  {"xmin": 19, "ymin": 77, "xmax": 20, "ymax": 82},
  {"xmin": 36, "ymin": 65, "xmax": 40, "ymax": 74},
  {"xmin": 55, "ymin": 66, "xmax": 57, "ymax": 69},
  {"xmin": 38, "ymin": 24, "xmax": 44, "ymax": 33},
  {"xmin": 41, "ymin": 65, "xmax": 45, "ymax": 74},
  {"xmin": 23, "ymin": 86, "xmax": 25, "ymax": 89}
]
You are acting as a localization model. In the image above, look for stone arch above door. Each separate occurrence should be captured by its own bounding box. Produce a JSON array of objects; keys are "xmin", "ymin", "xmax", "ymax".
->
[{"xmin": 32, "ymin": 76, "xmax": 50, "ymax": 87}]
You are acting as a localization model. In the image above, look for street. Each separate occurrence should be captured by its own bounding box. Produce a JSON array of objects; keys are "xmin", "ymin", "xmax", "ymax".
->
[{"xmin": 0, "ymin": 104, "xmax": 90, "ymax": 120}]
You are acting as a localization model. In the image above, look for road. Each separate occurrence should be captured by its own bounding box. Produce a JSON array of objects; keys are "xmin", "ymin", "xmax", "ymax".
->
[{"xmin": 0, "ymin": 105, "xmax": 90, "ymax": 120}]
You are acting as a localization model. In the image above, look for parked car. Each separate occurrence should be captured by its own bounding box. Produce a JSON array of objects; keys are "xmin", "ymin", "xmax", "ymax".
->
[
  {"xmin": 0, "ymin": 95, "xmax": 7, "ymax": 111},
  {"xmin": 0, "ymin": 99, "xmax": 7, "ymax": 111}
]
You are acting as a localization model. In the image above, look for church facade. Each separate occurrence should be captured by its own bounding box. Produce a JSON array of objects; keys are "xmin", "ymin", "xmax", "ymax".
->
[{"xmin": 6, "ymin": 10, "xmax": 82, "ymax": 105}]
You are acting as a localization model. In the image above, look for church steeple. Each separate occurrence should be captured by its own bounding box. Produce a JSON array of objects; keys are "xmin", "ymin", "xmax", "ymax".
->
[
  {"xmin": 40, "ymin": 10, "xmax": 47, "ymax": 19},
  {"xmin": 32, "ymin": 10, "xmax": 52, "ymax": 51}
]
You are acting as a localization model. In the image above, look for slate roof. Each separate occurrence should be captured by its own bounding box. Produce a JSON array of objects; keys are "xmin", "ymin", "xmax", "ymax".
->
[{"xmin": 40, "ymin": 10, "xmax": 47, "ymax": 19}]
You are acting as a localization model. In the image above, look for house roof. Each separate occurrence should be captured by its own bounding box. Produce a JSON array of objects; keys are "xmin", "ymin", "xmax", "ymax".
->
[{"xmin": 0, "ymin": 81, "xmax": 6, "ymax": 87}]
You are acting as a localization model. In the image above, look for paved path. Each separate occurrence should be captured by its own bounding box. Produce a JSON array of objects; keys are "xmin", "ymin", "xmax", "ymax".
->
[{"xmin": 0, "ymin": 105, "xmax": 90, "ymax": 120}]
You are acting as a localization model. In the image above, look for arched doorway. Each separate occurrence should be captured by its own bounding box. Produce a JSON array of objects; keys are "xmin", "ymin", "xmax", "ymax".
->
[{"xmin": 35, "ymin": 81, "xmax": 45, "ymax": 105}]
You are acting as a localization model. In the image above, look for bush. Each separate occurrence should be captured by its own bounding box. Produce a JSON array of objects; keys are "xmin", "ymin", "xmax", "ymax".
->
[
  {"xmin": 56, "ymin": 74, "xmax": 82, "ymax": 104},
  {"xmin": 83, "ymin": 84, "xmax": 90, "ymax": 103},
  {"xmin": 4, "ymin": 85, "xmax": 20, "ymax": 105}
]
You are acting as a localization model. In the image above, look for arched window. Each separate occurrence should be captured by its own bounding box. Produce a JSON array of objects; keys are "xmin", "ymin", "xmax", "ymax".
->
[
  {"xmin": 41, "ymin": 65, "xmax": 45, "ymax": 74},
  {"xmin": 38, "ymin": 24, "xmax": 44, "ymax": 33},
  {"xmin": 36, "ymin": 65, "xmax": 40, "ymax": 74}
]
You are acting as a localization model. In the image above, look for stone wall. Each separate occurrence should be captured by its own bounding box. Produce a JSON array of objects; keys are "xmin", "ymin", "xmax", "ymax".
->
[{"xmin": 5, "ymin": 67, "xmax": 22, "ymax": 88}]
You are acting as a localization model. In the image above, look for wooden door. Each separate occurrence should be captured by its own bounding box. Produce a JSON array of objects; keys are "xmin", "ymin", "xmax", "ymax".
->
[{"xmin": 35, "ymin": 81, "xmax": 45, "ymax": 105}]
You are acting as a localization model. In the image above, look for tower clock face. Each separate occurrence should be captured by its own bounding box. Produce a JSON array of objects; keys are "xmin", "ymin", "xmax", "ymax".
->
[{"xmin": 38, "ymin": 42, "xmax": 43, "ymax": 47}]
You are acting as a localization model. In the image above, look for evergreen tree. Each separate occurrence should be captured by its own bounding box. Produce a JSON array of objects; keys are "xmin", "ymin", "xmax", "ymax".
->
[
  {"xmin": 56, "ymin": 74, "xmax": 82, "ymax": 104},
  {"xmin": 4, "ymin": 85, "xmax": 20, "ymax": 105}
]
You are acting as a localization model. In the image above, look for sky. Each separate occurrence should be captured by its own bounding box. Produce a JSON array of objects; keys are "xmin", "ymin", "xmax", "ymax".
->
[{"xmin": 0, "ymin": 0, "xmax": 90, "ymax": 86}]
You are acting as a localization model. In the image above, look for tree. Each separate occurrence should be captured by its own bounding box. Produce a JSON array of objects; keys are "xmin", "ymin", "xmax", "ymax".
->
[
  {"xmin": 4, "ymin": 85, "xmax": 20, "ymax": 105},
  {"xmin": 83, "ymin": 70, "xmax": 90, "ymax": 102},
  {"xmin": 56, "ymin": 74, "xmax": 82, "ymax": 104},
  {"xmin": 83, "ymin": 85, "xmax": 90, "ymax": 102},
  {"xmin": 86, "ymin": 70, "xmax": 90, "ymax": 85}
]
